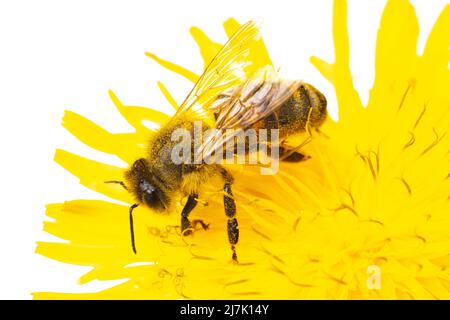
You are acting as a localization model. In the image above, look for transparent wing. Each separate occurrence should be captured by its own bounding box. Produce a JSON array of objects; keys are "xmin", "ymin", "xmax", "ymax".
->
[
  {"xmin": 171, "ymin": 20, "xmax": 300, "ymax": 163},
  {"xmin": 172, "ymin": 20, "xmax": 263, "ymax": 123},
  {"xmin": 212, "ymin": 67, "xmax": 301, "ymax": 129},
  {"xmin": 197, "ymin": 67, "xmax": 302, "ymax": 162}
]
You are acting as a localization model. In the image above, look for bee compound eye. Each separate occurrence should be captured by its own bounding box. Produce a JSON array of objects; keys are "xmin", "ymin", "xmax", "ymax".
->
[{"xmin": 143, "ymin": 189, "xmax": 160, "ymax": 208}]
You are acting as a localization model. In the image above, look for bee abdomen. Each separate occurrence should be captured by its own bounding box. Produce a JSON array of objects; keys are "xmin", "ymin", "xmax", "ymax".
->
[{"xmin": 254, "ymin": 82, "xmax": 327, "ymax": 139}]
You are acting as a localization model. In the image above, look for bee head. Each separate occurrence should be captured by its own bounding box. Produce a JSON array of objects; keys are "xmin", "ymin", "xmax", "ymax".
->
[{"xmin": 126, "ymin": 158, "xmax": 168, "ymax": 212}]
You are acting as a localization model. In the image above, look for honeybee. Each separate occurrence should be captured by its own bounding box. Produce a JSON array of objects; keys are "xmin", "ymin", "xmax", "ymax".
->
[{"xmin": 106, "ymin": 21, "xmax": 327, "ymax": 262}]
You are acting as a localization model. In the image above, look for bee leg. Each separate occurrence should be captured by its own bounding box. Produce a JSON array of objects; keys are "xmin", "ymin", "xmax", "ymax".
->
[
  {"xmin": 192, "ymin": 219, "xmax": 210, "ymax": 231},
  {"xmin": 279, "ymin": 146, "xmax": 310, "ymax": 162},
  {"xmin": 221, "ymin": 170, "xmax": 239, "ymax": 262},
  {"xmin": 181, "ymin": 193, "xmax": 198, "ymax": 236}
]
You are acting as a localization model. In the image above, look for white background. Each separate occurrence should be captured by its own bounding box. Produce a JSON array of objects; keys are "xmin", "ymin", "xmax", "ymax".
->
[{"xmin": 0, "ymin": 0, "xmax": 447, "ymax": 299}]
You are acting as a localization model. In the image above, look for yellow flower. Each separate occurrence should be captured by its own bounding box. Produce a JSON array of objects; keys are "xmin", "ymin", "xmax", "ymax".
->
[{"xmin": 35, "ymin": 0, "xmax": 450, "ymax": 299}]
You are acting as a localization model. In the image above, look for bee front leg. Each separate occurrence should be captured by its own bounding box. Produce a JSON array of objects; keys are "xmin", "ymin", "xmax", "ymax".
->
[
  {"xmin": 222, "ymin": 170, "xmax": 238, "ymax": 262},
  {"xmin": 181, "ymin": 193, "xmax": 198, "ymax": 236}
]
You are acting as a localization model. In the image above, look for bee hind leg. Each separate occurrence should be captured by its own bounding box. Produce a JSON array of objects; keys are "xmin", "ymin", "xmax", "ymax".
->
[{"xmin": 221, "ymin": 169, "xmax": 239, "ymax": 263}]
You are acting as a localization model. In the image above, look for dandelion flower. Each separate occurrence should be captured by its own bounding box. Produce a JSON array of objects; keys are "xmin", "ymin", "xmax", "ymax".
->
[{"xmin": 35, "ymin": 0, "xmax": 450, "ymax": 299}]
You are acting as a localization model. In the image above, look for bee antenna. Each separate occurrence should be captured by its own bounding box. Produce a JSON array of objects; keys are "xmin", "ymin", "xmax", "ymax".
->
[
  {"xmin": 129, "ymin": 203, "xmax": 139, "ymax": 254},
  {"xmin": 104, "ymin": 180, "xmax": 128, "ymax": 191}
]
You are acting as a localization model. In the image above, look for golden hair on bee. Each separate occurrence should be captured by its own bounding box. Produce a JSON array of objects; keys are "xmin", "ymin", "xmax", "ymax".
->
[{"xmin": 106, "ymin": 20, "xmax": 327, "ymax": 262}]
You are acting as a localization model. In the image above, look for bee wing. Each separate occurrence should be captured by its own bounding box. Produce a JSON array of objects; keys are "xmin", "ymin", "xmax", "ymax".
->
[
  {"xmin": 197, "ymin": 68, "xmax": 301, "ymax": 162},
  {"xmin": 171, "ymin": 20, "xmax": 300, "ymax": 163},
  {"xmin": 211, "ymin": 67, "xmax": 301, "ymax": 129},
  {"xmin": 172, "ymin": 20, "xmax": 263, "ymax": 124}
]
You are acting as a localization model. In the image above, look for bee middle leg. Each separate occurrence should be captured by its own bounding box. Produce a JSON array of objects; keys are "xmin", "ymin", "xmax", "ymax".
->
[{"xmin": 180, "ymin": 194, "xmax": 209, "ymax": 236}]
